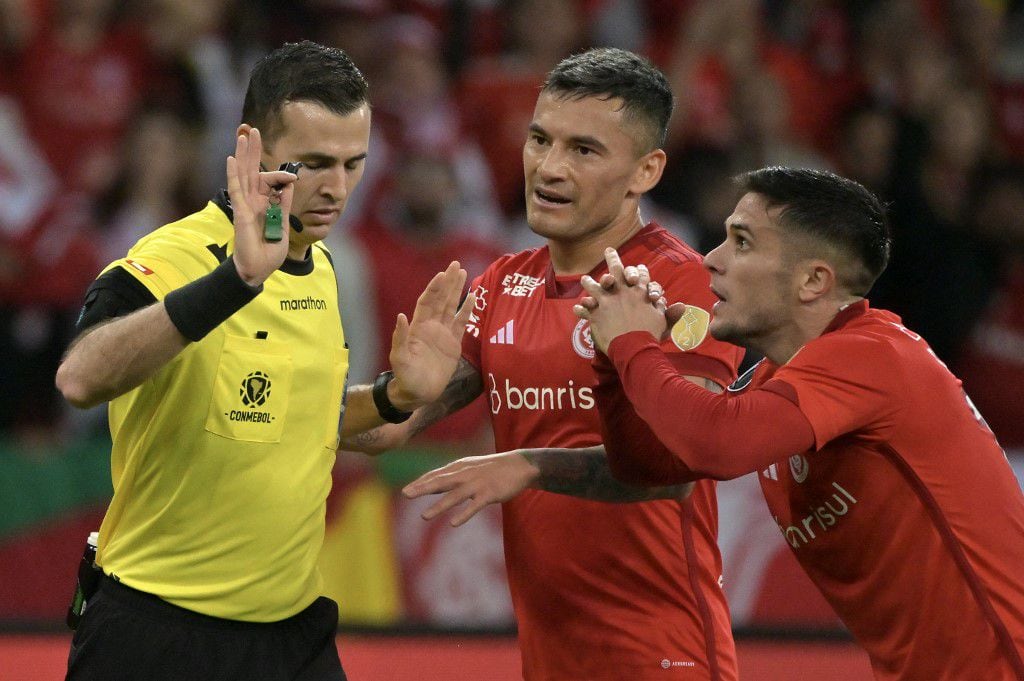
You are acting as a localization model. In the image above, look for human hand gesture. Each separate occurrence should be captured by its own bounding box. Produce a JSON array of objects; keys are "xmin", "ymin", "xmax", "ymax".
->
[
  {"xmin": 225, "ymin": 128, "xmax": 299, "ymax": 286},
  {"xmin": 402, "ymin": 451, "xmax": 539, "ymax": 526},
  {"xmin": 386, "ymin": 262, "xmax": 476, "ymax": 411},
  {"xmin": 574, "ymin": 248, "xmax": 673, "ymax": 353}
]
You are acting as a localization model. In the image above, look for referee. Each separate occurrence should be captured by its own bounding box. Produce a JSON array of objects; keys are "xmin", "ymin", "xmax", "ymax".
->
[{"xmin": 56, "ymin": 41, "xmax": 472, "ymax": 681}]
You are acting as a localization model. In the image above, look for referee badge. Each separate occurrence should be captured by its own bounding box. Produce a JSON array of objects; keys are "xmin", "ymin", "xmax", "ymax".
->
[{"xmin": 670, "ymin": 305, "xmax": 710, "ymax": 351}]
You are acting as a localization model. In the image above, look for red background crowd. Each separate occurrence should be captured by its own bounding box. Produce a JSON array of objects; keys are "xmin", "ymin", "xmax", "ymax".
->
[{"xmin": 1, "ymin": 0, "xmax": 1022, "ymax": 659}]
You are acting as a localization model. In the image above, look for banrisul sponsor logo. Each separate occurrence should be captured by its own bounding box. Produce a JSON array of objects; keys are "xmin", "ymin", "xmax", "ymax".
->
[
  {"xmin": 280, "ymin": 296, "xmax": 327, "ymax": 311},
  {"xmin": 487, "ymin": 372, "xmax": 594, "ymax": 414},
  {"xmin": 226, "ymin": 371, "xmax": 275, "ymax": 423},
  {"xmin": 775, "ymin": 482, "xmax": 858, "ymax": 548}
]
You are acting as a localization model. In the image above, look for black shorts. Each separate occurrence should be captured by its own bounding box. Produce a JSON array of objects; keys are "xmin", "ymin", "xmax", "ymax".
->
[{"xmin": 66, "ymin": 576, "xmax": 347, "ymax": 681}]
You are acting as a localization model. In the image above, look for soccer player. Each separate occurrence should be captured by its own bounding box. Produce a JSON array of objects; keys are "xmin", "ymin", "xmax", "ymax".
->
[
  {"xmin": 577, "ymin": 167, "xmax": 1024, "ymax": 680},
  {"xmin": 56, "ymin": 42, "xmax": 472, "ymax": 681},
  {"xmin": 349, "ymin": 48, "xmax": 744, "ymax": 680}
]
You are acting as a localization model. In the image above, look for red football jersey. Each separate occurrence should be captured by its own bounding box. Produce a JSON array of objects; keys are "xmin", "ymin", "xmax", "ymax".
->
[
  {"xmin": 462, "ymin": 223, "xmax": 743, "ymax": 680},
  {"xmin": 750, "ymin": 302, "xmax": 1024, "ymax": 680}
]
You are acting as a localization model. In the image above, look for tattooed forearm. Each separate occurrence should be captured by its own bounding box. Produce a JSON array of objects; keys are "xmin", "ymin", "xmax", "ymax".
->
[
  {"xmin": 412, "ymin": 357, "xmax": 483, "ymax": 437},
  {"xmin": 522, "ymin": 446, "xmax": 693, "ymax": 502},
  {"xmin": 350, "ymin": 427, "xmax": 385, "ymax": 449},
  {"xmin": 405, "ymin": 357, "xmax": 484, "ymax": 438},
  {"xmin": 340, "ymin": 358, "xmax": 483, "ymax": 453}
]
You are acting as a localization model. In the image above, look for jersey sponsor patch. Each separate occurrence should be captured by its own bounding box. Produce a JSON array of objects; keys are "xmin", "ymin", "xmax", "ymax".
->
[
  {"xmin": 487, "ymin": 372, "xmax": 594, "ymax": 414},
  {"xmin": 125, "ymin": 259, "xmax": 153, "ymax": 275},
  {"xmin": 670, "ymin": 305, "xmax": 710, "ymax": 351},
  {"xmin": 500, "ymin": 272, "xmax": 545, "ymax": 297}
]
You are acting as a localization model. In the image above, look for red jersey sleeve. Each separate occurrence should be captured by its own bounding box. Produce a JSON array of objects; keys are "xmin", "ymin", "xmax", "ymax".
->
[
  {"xmin": 593, "ymin": 349, "xmax": 702, "ymax": 485},
  {"xmin": 770, "ymin": 332, "xmax": 901, "ymax": 450},
  {"xmin": 597, "ymin": 332, "xmax": 815, "ymax": 482}
]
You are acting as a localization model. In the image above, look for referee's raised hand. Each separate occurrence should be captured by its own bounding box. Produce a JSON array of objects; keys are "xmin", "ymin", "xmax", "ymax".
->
[{"xmin": 226, "ymin": 127, "xmax": 298, "ymax": 286}]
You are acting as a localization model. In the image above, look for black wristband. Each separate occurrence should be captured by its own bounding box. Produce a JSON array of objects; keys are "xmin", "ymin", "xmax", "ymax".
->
[
  {"xmin": 372, "ymin": 370, "xmax": 413, "ymax": 424},
  {"xmin": 164, "ymin": 257, "xmax": 263, "ymax": 342}
]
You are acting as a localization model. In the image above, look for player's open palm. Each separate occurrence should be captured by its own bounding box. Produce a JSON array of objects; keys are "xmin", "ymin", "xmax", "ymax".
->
[
  {"xmin": 402, "ymin": 452, "xmax": 538, "ymax": 526},
  {"xmin": 226, "ymin": 127, "xmax": 298, "ymax": 286},
  {"xmin": 388, "ymin": 262, "xmax": 475, "ymax": 408}
]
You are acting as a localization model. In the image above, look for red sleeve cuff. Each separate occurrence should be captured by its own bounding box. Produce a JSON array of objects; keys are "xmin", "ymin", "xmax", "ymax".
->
[
  {"xmin": 592, "ymin": 347, "xmax": 615, "ymax": 377},
  {"xmin": 606, "ymin": 331, "xmax": 661, "ymax": 371}
]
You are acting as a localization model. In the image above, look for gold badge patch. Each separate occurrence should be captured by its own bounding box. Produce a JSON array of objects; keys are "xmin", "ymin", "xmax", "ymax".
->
[{"xmin": 670, "ymin": 305, "xmax": 711, "ymax": 351}]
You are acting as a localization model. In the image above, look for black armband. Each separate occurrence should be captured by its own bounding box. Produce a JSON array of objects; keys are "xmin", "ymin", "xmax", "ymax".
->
[
  {"xmin": 372, "ymin": 370, "xmax": 413, "ymax": 424},
  {"xmin": 164, "ymin": 257, "xmax": 262, "ymax": 342}
]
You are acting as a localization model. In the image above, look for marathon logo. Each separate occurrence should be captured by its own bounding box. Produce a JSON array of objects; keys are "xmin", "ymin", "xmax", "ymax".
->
[{"xmin": 280, "ymin": 296, "xmax": 327, "ymax": 311}]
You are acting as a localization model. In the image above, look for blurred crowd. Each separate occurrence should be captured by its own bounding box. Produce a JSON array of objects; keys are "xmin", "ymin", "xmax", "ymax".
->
[{"xmin": 1, "ymin": 0, "xmax": 1023, "ymax": 455}]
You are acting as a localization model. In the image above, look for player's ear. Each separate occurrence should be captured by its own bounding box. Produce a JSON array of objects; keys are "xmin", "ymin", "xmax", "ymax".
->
[
  {"xmin": 629, "ymin": 148, "xmax": 666, "ymax": 196},
  {"xmin": 796, "ymin": 259, "xmax": 836, "ymax": 303}
]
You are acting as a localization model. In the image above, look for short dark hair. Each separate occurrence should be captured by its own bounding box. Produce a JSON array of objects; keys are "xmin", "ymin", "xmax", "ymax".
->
[
  {"xmin": 242, "ymin": 41, "xmax": 369, "ymax": 143},
  {"xmin": 735, "ymin": 167, "xmax": 892, "ymax": 295},
  {"xmin": 543, "ymin": 47, "xmax": 673, "ymax": 153}
]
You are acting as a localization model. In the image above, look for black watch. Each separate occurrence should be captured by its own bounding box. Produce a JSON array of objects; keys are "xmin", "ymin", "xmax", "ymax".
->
[{"xmin": 372, "ymin": 370, "xmax": 413, "ymax": 424}]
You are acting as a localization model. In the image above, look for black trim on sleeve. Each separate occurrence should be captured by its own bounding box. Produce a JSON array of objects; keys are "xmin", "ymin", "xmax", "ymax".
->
[
  {"xmin": 75, "ymin": 268, "xmax": 159, "ymax": 334},
  {"xmin": 164, "ymin": 257, "xmax": 262, "ymax": 342}
]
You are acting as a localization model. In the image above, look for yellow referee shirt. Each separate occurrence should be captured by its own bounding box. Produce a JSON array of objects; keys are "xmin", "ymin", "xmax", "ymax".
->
[{"xmin": 96, "ymin": 201, "xmax": 349, "ymax": 621}]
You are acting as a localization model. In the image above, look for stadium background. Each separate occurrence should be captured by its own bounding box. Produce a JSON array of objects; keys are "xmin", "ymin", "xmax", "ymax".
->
[{"xmin": 1, "ymin": 0, "xmax": 1022, "ymax": 678}]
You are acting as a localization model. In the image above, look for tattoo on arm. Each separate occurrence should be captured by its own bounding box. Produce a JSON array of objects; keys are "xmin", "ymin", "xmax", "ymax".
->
[
  {"xmin": 344, "ymin": 358, "xmax": 483, "ymax": 451},
  {"xmin": 351, "ymin": 427, "xmax": 384, "ymax": 449},
  {"xmin": 406, "ymin": 357, "xmax": 484, "ymax": 438},
  {"xmin": 522, "ymin": 446, "xmax": 692, "ymax": 503}
]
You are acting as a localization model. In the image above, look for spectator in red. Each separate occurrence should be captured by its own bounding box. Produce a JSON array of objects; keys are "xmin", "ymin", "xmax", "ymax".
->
[
  {"xmin": 367, "ymin": 13, "xmax": 501, "ymax": 238},
  {"xmin": 955, "ymin": 164, "xmax": 1024, "ymax": 454},
  {"xmin": 663, "ymin": 0, "xmax": 826, "ymax": 154},
  {"xmin": 354, "ymin": 148, "xmax": 502, "ymax": 449},
  {"xmin": 878, "ymin": 89, "xmax": 999, "ymax": 363},
  {"xmin": 458, "ymin": 0, "xmax": 587, "ymax": 218},
  {"xmin": 0, "ymin": 93, "xmax": 100, "ymax": 442},
  {"xmin": 14, "ymin": 0, "xmax": 157, "ymax": 197}
]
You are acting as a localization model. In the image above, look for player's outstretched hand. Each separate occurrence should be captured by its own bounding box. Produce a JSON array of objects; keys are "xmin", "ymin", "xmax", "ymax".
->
[
  {"xmin": 226, "ymin": 127, "xmax": 298, "ymax": 286},
  {"xmin": 387, "ymin": 262, "xmax": 475, "ymax": 411},
  {"xmin": 402, "ymin": 452, "xmax": 539, "ymax": 527}
]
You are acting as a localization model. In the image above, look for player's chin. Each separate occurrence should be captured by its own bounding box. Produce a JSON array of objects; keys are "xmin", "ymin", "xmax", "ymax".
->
[
  {"xmin": 526, "ymin": 213, "xmax": 571, "ymax": 240},
  {"xmin": 708, "ymin": 317, "xmax": 734, "ymax": 343}
]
